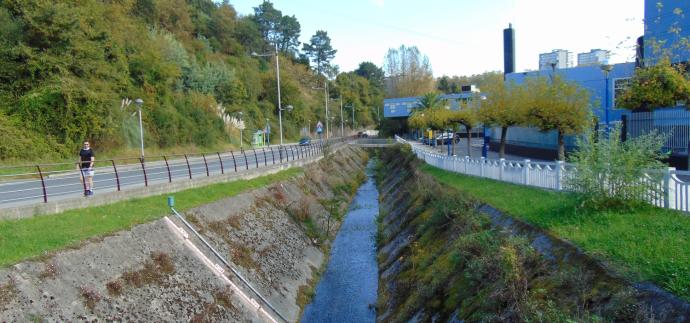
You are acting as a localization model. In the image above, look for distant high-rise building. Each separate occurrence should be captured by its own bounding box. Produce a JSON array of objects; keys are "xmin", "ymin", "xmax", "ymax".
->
[
  {"xmin": 503, "ymin": 23, "xmax": 516, "ymax": 75},
  {"xmin": 577, "ymin": 49, "xmax": 611, "ymax": 66},
  {"xmin": 539, "ymin": 49, "xmax": 574, "ymax": 70}
]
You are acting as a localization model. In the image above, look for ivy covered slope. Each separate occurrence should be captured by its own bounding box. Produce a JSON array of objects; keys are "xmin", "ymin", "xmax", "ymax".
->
[
  {"xmin": 374, "ymin": 146, "xmax": 690, "ymax": 322},
  {"xmin": 0, "ymin": 0, "xmax": 383, "ymax": 162}
]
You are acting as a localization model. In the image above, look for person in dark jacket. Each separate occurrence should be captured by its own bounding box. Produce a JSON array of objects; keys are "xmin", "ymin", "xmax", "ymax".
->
[{"xmin": 78, "ymin": 141, "xmax": 95, "ymax": 196}]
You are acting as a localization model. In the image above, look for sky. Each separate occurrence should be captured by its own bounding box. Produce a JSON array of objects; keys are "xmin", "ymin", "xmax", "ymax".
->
[{"xmin": 231, "ymin": 0, "xmax": 645, "ymax": 77}]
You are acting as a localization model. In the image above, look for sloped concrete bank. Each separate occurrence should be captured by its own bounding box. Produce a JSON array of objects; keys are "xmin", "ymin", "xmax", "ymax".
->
[
  {"xmin": 375, "ymin": 146, "xmax": 690, "ymax": 322},
  {"xmin": 0, "ymin": 146, "xmax": 368, "ymax": 322}
]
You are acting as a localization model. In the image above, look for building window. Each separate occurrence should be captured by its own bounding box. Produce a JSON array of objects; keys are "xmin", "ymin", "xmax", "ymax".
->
[{"xmin": 613, "ymin": 78, "xmax": 632, "ymax": 109}]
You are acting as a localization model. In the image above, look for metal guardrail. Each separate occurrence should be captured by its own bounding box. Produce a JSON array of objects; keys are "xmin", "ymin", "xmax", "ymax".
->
[
  {"xmin": 0, "ymin": 137, "xmax": 354, "ymax": 206},
  {"xmin": 395, "ymin": 135, "xmax": 690, "ymax": 213}
]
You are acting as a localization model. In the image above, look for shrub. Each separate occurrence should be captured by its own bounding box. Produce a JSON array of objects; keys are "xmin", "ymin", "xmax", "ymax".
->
[{"xmin": 567, "ymin": 125, "xmax": 667, "ymax": 210}]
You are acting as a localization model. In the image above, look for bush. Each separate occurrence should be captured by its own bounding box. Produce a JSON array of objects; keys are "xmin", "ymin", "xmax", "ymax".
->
[{"xmin": 567, "ymin": 125, "xmax": 667, "ymax": 210}]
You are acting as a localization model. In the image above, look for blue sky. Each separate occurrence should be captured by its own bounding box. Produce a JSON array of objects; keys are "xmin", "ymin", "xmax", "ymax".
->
[{"xmin": 231, "ymin": 0, "xmax": 644, "ymax": 77}]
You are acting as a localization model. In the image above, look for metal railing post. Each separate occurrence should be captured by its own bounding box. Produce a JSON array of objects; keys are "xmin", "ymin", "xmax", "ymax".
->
[
  {"xmin": 270, "ymin": 147, "xmax": 276, "ymax": 164},
  {"xmin": 202, "ymin": 154, "xmax": 210, "ymax": 176},
  {"xmin": 162, "ymin": 156, "xmax": 172, "ymax": 183},
  {"xmin": 217, "ymin": 152, "xmax": 225, "ymax": 174},
  {"xmin": 140, "ymin": 157, "xmax": 149, "ymax": 187},
  {"xmin": 78, "ymin": 162, "xmax": 88, "ymax": 193},
  {"xmin": 289, "ymin": 146, "xmax": 295, "ymax": 161},
  {"xmin": 230, "ymin": 151, "xmax": 238, "ymax": 172},
  {"xmin": 252, "ymin": 149, "xmax": 259, "ymax": 168},
  {"xmin": 262, "ymin": 148, "xmax": 268, "ymax": 166},
  {"xmin": 279, "ymin": 146, "xmax": 284, "ymax": 163},
  {"xmin": 111, "ymin": 160, "xmax": 122, "ymax": 190},
  {"xmin": 241, "ymin": 148, "xmax": 249, "ymax": 170},
  {"xmin": 36, "ymin": 165, "xmax": 47, "ymax": 203},
  {"xmin": 184, "ymin": 154, "xmax": 193, "ymax": 179}
]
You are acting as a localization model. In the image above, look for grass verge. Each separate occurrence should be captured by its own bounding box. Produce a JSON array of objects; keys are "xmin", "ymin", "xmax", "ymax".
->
[
  {"xmin": 421, "ymin": 164, "xmax": 690, "ymax": 301},
  {"xmin": 0, "ymin": 168, "xmax": 303, "ymax": 267}
]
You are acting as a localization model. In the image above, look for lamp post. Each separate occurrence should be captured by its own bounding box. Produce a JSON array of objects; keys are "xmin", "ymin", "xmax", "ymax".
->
[
  {"xmin": 134, "ymin": 98, "xmax": 145, "ymax": 158},
  {"xmin": 601, "ymin": 64, "xmax": 614, "ymax": 131},
  {"xmin": 308, "ymin": 119, "xmax": 311, "ymax": 136},
  {"xmin": 252, "ymin": 43, "xmax": 286, "ymax": 145},
  {"xmin": 340, "ymin": 96, "xmax": 344, "ymax": 137},
  {"xmin": 312, "ymin": 82, "xmax": 330, "ymax": 139},
  {"xmin": 235, "ymin": 112, "xmax": 244, "ymax": 149},
  {"xmin": 265, "ymin": 118, "xmax": 270, "ymax": 145}
]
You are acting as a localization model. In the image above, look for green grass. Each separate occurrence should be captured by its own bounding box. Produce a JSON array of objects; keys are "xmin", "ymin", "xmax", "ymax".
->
[
  {"xmin": 0, "ymin": 168, "xmax": 303, "ymax": 267},
  {"xmin": 421, "ymin": 164, "xmax": 690, "ymax": 301}
]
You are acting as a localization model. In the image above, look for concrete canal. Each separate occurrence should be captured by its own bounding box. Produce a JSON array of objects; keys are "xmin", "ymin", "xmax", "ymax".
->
[{"xmin": 301, "ymin": 161, "xmax": 380, "ymax": 323}]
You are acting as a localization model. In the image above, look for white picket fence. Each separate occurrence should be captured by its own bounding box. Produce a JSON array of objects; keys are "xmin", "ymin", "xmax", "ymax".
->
[{"xmin": 394, "ymin": 136, "xmax": 690, "ymax": 213}]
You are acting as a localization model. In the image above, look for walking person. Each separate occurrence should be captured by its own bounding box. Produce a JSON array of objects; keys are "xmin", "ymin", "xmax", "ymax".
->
[{"xmin": 78, "ymin": 141, "xmax": 95, "ymax": 196}]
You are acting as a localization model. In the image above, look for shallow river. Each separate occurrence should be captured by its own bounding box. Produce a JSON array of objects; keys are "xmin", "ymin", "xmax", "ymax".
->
[{"xmin": 301, "ymin": 161, "xmax": 380, "ymax": 323}]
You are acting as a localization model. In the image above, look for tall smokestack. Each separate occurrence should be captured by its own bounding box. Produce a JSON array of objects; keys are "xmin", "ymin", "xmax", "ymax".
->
[{"xmin": 503, "ymin": 23, "xmax": 516, "ymax": 75}]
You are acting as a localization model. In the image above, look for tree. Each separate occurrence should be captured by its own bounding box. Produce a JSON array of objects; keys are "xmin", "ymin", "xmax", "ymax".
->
[
  {"xmin": 252, "ymin": 1, "xmax": 300, "ymax": 53},
  {"xmin": 383, "ymin": 45, "xmax": 434, "ymax": 98},
  {"xmin": 302, "ymin": 30, "xmax": 337, "ymax": 76},
  {"xmin": 479, "ymin": 80, "xmax": 529, "ymax": 158},
  {"xmin": 355, "ymin": 61, "xmax": 384, "ymax": 88},
  {"xmin": 525, "ymin": 76, "xmax": 591, "ymax": 161},
  {"xmin": 617, "ymin": 58, "xmax": 690, "ymax": 111},
  {"xmin": 450, "ymin": 105, "xmax": 480, "ymax": 157}
]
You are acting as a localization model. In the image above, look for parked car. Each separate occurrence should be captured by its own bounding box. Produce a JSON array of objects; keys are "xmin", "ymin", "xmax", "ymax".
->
[
  {"xmin": 299, "ymin": 137, "xmax": 311, "ymax": 146},
  {"xmin": 435, "ymin": 133, "xmax": 459, "ymax": 145}
]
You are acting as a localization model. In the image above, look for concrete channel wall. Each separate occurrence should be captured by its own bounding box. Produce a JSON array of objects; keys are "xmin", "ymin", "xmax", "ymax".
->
[{"xmin": 0, "ymin": 145, "xmax": 369, "ymax": 322}]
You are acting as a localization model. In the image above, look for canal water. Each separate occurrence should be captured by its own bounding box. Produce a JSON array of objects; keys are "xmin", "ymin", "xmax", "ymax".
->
[{"xmin": 301, "ymin": 161, "xmax": 380, "ymax": 323}]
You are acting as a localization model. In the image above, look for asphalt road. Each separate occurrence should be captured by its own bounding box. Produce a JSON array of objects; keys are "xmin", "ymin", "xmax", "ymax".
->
[{"xmin": 0, "ymin": 142, "xmax": 321, "ymax": 209}]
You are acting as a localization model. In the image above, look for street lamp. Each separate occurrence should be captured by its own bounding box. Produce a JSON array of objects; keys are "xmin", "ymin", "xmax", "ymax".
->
[
  {"xmin": 265, "ymin": 118, "xmax": 270, "ymax": 145},
  {"xmin": 344, "ymin": 103, "xmax": 355, "ymax": 131},
  {"xmin": 312, "ymin": 82, "xmax": 330, "ymax": 139},
  {"xmin": 601, "ymin": 63, "xmax": 614, "ymax": 131},
  {"xmin": 134, "ymin": 98, "xmax": 145, "ymax": 158},
  {"xmin": 252, "ymin": 43, "xmax": 286, "ymax": 145},
  {"xmin": 235, "ymin": 112, "xmax": 244, "ymax": 149}
]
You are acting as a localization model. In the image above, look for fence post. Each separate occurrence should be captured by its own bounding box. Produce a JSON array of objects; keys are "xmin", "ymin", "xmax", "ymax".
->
[
  {"xmin": 664, "ymin": 167, "xmax": 674, "ymax": 209},
  {"xmin": 499, "ymin": 158, "xmax": 506, "ymax": 181},
  {"xmin": 279, "ymin": 146, "xmax": 284, "ymax": 163},
  {"xmin": 480, "ymin": 157, "xmax": 485, "ymax": 177},
  {"xmin": 464, "ymin": 156, "xmax": 469, "ymax": 174},
  {"xmin": 524, "ymin": 159, "xmax": 531, "ymax": 186},
  {"xmin": 241, "ymin": 148, "xmax": 249, "ymax": 170},
  {"xmin": 184, "ymin": 154, "xmax": 193, "ymax": 179},
  {"xmin": 270, "ymin": 147, "xmax": 276, "ymax": 164},
  {"xmin": 140, "ymin": 157, "xmax": 149, "ymax": 187},
  {"xmin": 262, "ymin": 148, "xmax": 268, "ymax": 166},
  {"xmin": 216, "ymin": 152, "xmax": 225, "ymax": 174},
  {"xmin": 162, "ymin": 156, "xmax": 172, "ymax": 182},
  {"xmin": 78, "ymin": 163, "xmax": 88, "ymax": 194},
  {"xmin": 111, "ymin": 160, "xmax": 122, "ymax": 190},
  {"xmin": 202, "ymin": 153, "xmax": 210, "ymax": 176},
  {"xmin": 555, "ymin": 161, "xmax": 564, "ymax": 191},
  {"xmin": 252, "ymin": 149, "xmax": 259, "ymax": 168},
  {"xmin": 230, "ymin": 151, "xmax": 238, "ymax": 172},
  {"xmin": 290, "ymin": 146, "xmax": 295, "ymax": 161},
  {"xmin": 36, "ymin": 165, "xmax": 47, "ymax": 203}
]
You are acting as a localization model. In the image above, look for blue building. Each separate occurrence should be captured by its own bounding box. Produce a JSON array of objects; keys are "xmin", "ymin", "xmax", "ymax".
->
[
  {"xmin": 383, "ymin": 92, "xmax": 476, "ymax": 118},
  {"xmin": 644, "ymin": 0, "xmax": 690, "ymax": 65}
]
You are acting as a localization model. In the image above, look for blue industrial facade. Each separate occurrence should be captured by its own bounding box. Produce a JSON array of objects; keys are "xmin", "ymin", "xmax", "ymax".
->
[
  {"xmin": 382, "ymin": 0, "xmax": 689, "ymax": 156},
  {"xmin": 383, "ymin": 93, "xmax": 475, "ymax": 118},
  {"xmin": 644, "ymin": 0, "xmax": 690, "ymax": 64}
]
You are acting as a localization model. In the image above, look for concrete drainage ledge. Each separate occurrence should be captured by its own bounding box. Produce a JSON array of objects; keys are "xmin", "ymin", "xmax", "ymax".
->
[{"xmin": 1, "ymin": 143, "xmax": 346, "ymax": 221}]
